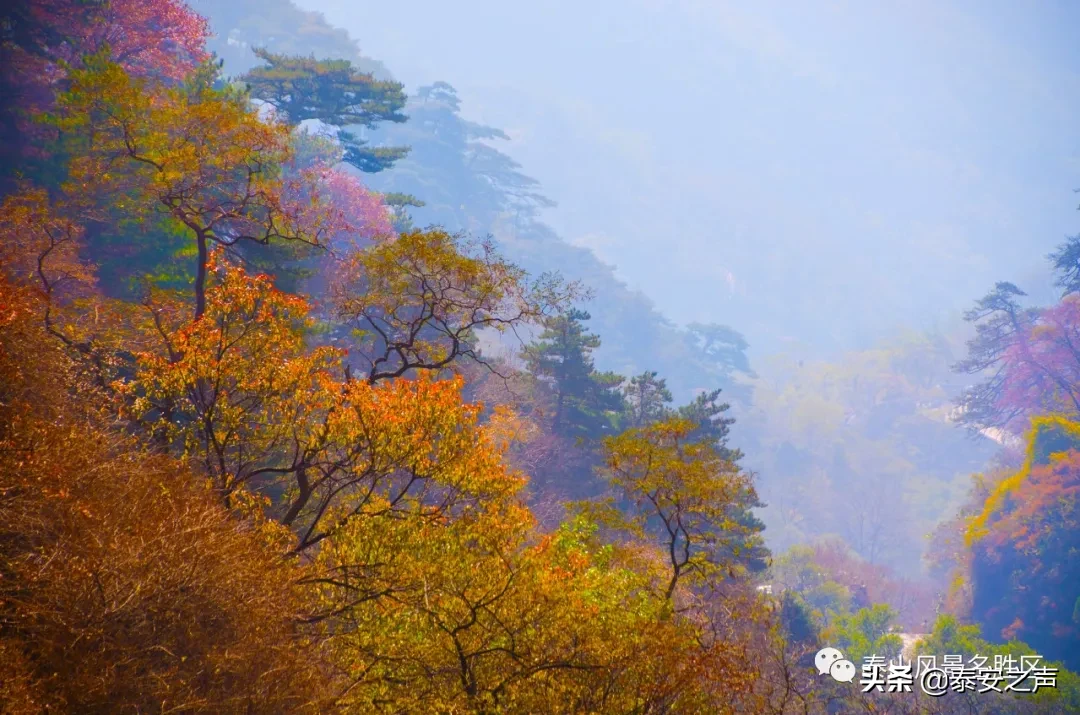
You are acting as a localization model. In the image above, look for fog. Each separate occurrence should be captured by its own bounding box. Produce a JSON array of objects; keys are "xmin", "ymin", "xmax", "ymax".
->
[{"xmin": 297, "ymin": 0, "xmax": 1079, "ymax": 360}]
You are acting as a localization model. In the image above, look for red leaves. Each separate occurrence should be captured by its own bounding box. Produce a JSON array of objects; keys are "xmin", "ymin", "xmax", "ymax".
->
[
  {"xmin": 982, "ymin": 448, "xmax": 1080, "ymax": 553},
  {"xmin": 30, "ymin": 0, "xmax": 209, "ymax": 81},
  {"xmin": 2, "ymin": 0, "xmax": 209, "ymax": 168},
  {"xmin": 316, "ymin": 167, "xmax": 395, "ymax": 248}
]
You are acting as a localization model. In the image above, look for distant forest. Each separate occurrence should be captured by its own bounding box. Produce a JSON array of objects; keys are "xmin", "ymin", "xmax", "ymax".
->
[{"xmin": 1, "ymin": 0, "xmax": 1078, "ymax": 712}]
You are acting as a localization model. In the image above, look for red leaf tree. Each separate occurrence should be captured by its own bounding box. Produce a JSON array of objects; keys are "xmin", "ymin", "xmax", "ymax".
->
[{"xmin": 1, "ymin": 0, "xmax": 209, "ymax": 181}]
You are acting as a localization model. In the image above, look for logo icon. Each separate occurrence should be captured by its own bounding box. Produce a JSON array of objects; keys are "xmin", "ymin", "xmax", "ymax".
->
[
  {"xmin": 815, "ymin": 647, "xmax": 856, "ymax": 683},
  {"xmin": 830, "ymin": 658, "xmax": 856, "ymax": 683}
]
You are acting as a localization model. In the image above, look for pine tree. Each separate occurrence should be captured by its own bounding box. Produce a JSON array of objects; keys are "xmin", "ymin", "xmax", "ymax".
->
[
  {"xmin": 676, "ymin": 387, "xmax": 769, "ymax": 573},
  {"xmin": 524, "ymin": 309, "xmax": 626, "ymax": 441},
  {"xmin": 242, "ymin": 49, "xmax": 409, "ymax": 173},
  {"xmin": 677, "ymin": 388, "xmax": 740, "ymax": 461},
  {"xmin": 624, "ymin": 370, "xmax": 673, "ymax": 428},
  {"xmin": 1049, "ymin": 232, "xmax": 1080, "ymax": 296}
]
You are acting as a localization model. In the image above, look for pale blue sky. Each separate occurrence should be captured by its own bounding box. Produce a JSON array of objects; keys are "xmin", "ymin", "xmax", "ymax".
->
[{"xmin": 298, "ymin": 0, "xmax": 1080, "ymax": 357}]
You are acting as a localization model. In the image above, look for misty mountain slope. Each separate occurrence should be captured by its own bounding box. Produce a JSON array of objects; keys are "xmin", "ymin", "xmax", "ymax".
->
[
  {"xmin": 195, "ymin": 0, "xmax": 753, "ymax": 405},
  {"xmin": 359, "ymin": 83, "xmax": 754, "ymax": 404},
  {"xmin": 294, "ymin": 0, "xmax": 1080, "ymax": 363},
  {"xmin": 743, "ymin": 332, "xmax": 997, "ymax": 575}
]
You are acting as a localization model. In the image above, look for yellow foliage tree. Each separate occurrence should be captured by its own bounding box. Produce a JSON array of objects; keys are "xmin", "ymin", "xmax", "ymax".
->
[
  {"xmin": 594, "ymin": 418, "xmax": 762, "ymax": 600},
  {"xmin": 53, "ymin": 54, "xmax": 337, "ymax": 319},
  {"xmin": 332, "ymin": 228, "xmax": 580, "ymax": 382}
]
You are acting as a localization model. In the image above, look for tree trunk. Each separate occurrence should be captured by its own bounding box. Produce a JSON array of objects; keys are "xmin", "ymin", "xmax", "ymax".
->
[{"xmin": 194, "ymin": 232, "xmax": 208, "ymax": 319}]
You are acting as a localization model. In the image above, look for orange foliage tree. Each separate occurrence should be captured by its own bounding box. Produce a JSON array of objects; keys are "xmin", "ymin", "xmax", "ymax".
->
[
  {"xmin": 0, "ymin": 223, "xmax": 336, "ymax": 714},
  {"xmin": 120, "ymin": 249, "xmax": 533, "ymax": 549},
  {"xmin": 0, "ymin": 187, "xmax": 147, "ymax": 389}
]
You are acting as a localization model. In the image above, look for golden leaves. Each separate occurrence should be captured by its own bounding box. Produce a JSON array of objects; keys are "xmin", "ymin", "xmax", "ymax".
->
[
  {"xmin": 122, "ymin": 250, "xmax": 340, "ymax": 496},
  {"xmin": 0, "ymin": 188, "xmax": 93, "ymax": 297},
  {"xmin": 599, "ymin": 418, "xmax": 761, "ymax": 598},
  {"xmin": 332, "ymin": 227, "xmax": 578, "ymax": 382}
]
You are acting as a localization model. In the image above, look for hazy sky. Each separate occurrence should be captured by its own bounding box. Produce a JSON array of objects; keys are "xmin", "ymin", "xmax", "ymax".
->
[{"xmin": 297, "ymin": 0, "xmax": 1080, "ymax": 357}]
